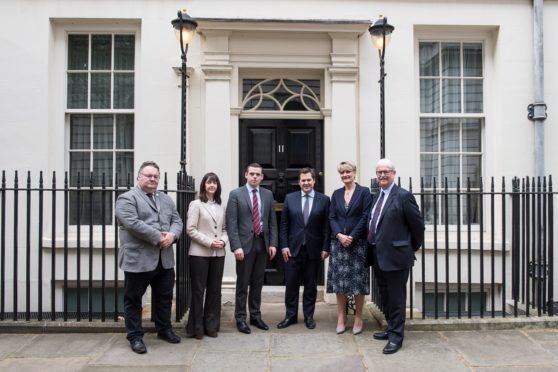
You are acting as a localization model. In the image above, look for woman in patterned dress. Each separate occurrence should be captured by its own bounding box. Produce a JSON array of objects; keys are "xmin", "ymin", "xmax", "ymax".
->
[{"xmin": 327, "ymin": 161, "xmax": 372, "ymax": 335}]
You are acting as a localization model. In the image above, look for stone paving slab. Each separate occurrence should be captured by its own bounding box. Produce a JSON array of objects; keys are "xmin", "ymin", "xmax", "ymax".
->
[
  {"xmin": 443, "ymin": 330, "xmax": 558, "ymax": 367},
  {"xmin": 0, "ymin": 356, "xmax": 91, "ymax": 372},
  {"xmin": 271, "ymin": 355, "xmax": 365, "ymax": 372},
  {"xmin": 12, "ymin": 333, "xmax": 115, "ymax": 358},
  {"xmin": 191, "ymin": 350, "xmax": 269, "ymax": 372},
  {"xmin": 92, "ymin": 333, "xmax": 197, "ymax": 367},
  {"xmin": 0, "ymin": 334, "xmax": 35, "ymax": 359}
]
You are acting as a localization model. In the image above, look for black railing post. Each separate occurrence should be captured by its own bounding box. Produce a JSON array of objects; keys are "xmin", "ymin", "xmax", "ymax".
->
[
  {"xmin": 51, "ymin": 172, "xmax": 56, "ymax": 320},
  {"xmin": 548, "ymin": 175, "xmax": 554, "ymax": 316},
  {"xmin": 490, "ymin": 177, "xmax": 495, "ymax": 317},
  {"xmin": 25, "ymin": 171, "xmax": 31, "ymax": 321},
  {"xmin": 38, "ymin": 172, "xmax": 44, "ymax": 321},
  {"xmin": 13, "ymin": 171, "xmax": 19, "ymax": 321},
  {"xmin": 512, "ymin": 177, "xmax": 520, "ymax": 317},
  {"xmin": 1, "ymin": 171, "xmax": 5, "ymax": 320}
]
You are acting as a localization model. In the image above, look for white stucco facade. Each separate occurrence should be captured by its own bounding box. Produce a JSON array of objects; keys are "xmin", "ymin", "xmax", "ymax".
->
[{"xmin": 0, "ymin": 0, "xmax": 556, "ymax": 313}]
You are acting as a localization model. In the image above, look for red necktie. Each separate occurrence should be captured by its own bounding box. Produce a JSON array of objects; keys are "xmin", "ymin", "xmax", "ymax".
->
[{"xmin": 252, "ymin": 189, "xmax": 261, "ymax": 235}]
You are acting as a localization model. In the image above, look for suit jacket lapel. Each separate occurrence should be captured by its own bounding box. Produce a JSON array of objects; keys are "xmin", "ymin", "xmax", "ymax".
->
[
  {"xmin": 378, "ymin": 185, "xmax": 398, "ymax": 227},
  {"xmin": 242, "ymin": 187, "xmax": 253, "ymax": 213},
  {"xmin": 201, "ymin": 201, "xmax": 218, "ymax": 223},
  {"xmin": 135, "ymin": 187, "xmax": 158, "ymax": 212}
]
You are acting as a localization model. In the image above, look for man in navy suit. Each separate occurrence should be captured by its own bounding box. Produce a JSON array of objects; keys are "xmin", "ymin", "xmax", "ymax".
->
[
  {"xmin": 367, "ymin": 158, "xmax": 424, "ymax": 354},
  {"xmin": 277, "ymin": 168, "xmax": 330, "ymax": 329}
]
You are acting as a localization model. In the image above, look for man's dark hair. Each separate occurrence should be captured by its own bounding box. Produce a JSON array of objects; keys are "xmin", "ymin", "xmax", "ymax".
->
[
  {"xmin": 299, "ymin": 167, "xmax": 316, "ymax": 180},
  {"xmin": 245, "ymin": 163, "xmax": 263, "ymax": 172},
  {"xmin": 137, "ymin": 161, "xmax": 160, "ymax": 177}
]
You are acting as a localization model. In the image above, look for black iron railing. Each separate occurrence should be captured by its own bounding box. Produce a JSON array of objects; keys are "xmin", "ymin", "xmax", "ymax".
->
[
  {"xmin": 0, "ymin": 170, "xmax": 195, "ymax": 322},
  {"xmin": 370, "ymin": 176, "xmax": 555, "ymax": 319}
]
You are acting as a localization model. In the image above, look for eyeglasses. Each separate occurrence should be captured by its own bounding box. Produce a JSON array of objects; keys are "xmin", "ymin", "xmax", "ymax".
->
[
  {"xmin": 376, "ymin": 170, "xmax": 393, "ymax": 176},
  {"xmin": 141, "ymin": 173, "xmax": 160, "ymax": 180}
]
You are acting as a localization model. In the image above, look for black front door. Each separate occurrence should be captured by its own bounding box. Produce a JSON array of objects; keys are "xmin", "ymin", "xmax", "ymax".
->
[{"xmin": 239, "ymin": 119, "xmax": 324, "ymax": 285}]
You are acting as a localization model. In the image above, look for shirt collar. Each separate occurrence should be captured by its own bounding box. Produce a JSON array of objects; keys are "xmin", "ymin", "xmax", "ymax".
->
[
  {"xmin": 246, "ymin": 184, "xmax": 259, "ymax": 193},
  {"xmin": 301, "ymin": 189, "xmax": 315, "ymax": 198}
]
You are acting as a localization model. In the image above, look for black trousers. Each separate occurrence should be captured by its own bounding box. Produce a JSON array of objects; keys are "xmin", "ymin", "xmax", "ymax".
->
[
  {"xmin": 186, "ymin": 255, "xmax": 225, "ymax": 337},
  {"xmin": 371, "ymin": 246, "xmax": 409, "ymax": 346},
  {"xmin": 284, "ymin": 247, "xmax": 320, "ymax": 320},
  {"xmin": 123, "ymin": 259, "xmax": 175, "ymax": 342},
  {"xmin": 235, "ymin": 235, "xmax": 267, "ymax": 322}
]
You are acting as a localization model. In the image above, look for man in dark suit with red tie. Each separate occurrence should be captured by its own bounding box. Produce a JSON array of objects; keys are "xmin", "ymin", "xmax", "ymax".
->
[
  {"xmin": 277, "ymin": 168, "xmax": 330, "ymax": 330},
  {"xmin": 367, "ymin": 158, "xmax": 424, "ymax": 354},
  {"xmin": 226, "ymin": 163, "xmax": 278, "ymax": 334}
]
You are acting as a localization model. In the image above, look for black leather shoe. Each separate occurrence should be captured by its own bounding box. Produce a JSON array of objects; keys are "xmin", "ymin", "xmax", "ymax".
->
[
  {"xmin": 277, "ymin": 317, "xmax": 298, "ymax": 329},
  {"xmin": 373, "ymin": 331, "xmax": 389, "ymax": 340},
  {"xmin": 250, "ymin": 318, "xmax": 269, "ymax": 330},
  {"xmin": 383, "ymin": 341, "xmax": 402, "ymax": 354},
  {"xmin": 237, "ymin": 321, "xmax": 251, "ymax": 334},
  {"xmin": 157, "ymin": 329, "xmax": 181, "ymax": 344},
  {"xmin": 130, "ymin": 338, "xmax": 147, "ymax": 354},
  {"xmin": 304, "ymin": 317, "xmax": 316, "ymax": 329}
]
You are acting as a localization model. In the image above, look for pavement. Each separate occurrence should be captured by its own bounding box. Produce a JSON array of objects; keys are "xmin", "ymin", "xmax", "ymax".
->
[{"xmin": 1, "ymin": 302, "xmax": 558, "ymax": 371}]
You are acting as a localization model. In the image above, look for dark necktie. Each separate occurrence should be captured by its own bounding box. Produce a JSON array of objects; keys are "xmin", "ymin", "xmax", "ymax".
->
[
  {"xmin": 367, "ymin": 191, "xmax": 385, "ymax": 244},
  {"xmin": 147, "ymin": 193, "xmax": 157, "ymax": 209},
  {"xmin": 303, "ymin": 193, "xmax": 310, "ymax": 225},
  {"xmin": 252, "ymin": 189, "xmax": 261, "ymax": 235}
]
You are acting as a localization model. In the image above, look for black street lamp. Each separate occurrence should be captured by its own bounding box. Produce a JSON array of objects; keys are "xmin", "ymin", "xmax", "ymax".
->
[
  {"xmin": 171, "ymin": 9, "xmax": 198, "ymax": 173},
  {"xmin": 368, "ymin": 15, "xmax": 394, "ymax": 159}
]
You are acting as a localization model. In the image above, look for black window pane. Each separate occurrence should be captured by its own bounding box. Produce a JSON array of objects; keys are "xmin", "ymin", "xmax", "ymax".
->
[
  {"xmin": 69, "ymin": 191, "xmax": 113, "ymax": 225},
  {"xmin": 91, "ymin": 73, "xmax": 111, "ymax": 109},
  {"xmin": 462, "ymin": 119, "xmax": 482, "ymax": 152},
  {"xmin": 116, "ymin": 152, "xmax": 134, "ymax": 187},
  {"xmin": 421, "ymin": 154, "xmax": 438, "ymax": 189},
  {"xmin": 463, "ymin": 155, "xmax": 482, "ymax": 188},
  {"xmin": 93, "ymin": 114, "xmax": 113, "ymax": 149},
  {"xmin": 242, "ymin": 79, "xmax": 263, "ymax": 99},
  {"xmin": 68, "ymin": 34, "xmax": 89, "ymax": 70},
  {"xmin": 70, "ymin": 115, "xmax": 91, "ymax": 150},
  {"xmin": 440, "ymin": 119, "xmax": 460, "ymax": 152},
  {"xmin": 464, "ymin": 79, "xmax": 483, "ymax": 113},
  {"xmin": 70, "ymin": 152, "xmax": 90, "ymax": 187},
  {"xmin": 91, "ymin": 35, "xmax": 112, "ymax": 70},
  {"xmin": 114, "ymin": 35, "xmax": 135, "ymax": 70},
  {"xmin": 67, "ymin": 73, "xmax": 88, "ymax": 109},
  {"xmin": 463, "ymin": 43, "xmax": 483, "ymax": 77},
  {"xmin": 116, "ymin": 114, "xmax": 134, "ymax": 149},
  {"xmin": 442, "ymin": 79, "xmax": 461, "ymax": 113},
  {"xmin": 114, "ymin": 73, "xmax": 134, "ymax": 109},
  {"xmin": 441, "ymin": 154, "xmax": 459, "ymax": 188},
  {"xmin": 93, "ymin": 152, "xmax": 113, "ymax": 186},
  {"xmin": 441, "ymin": 42, "xmax": 460, "ymax": 77},
  {"xmin": 420, "ymin": 79, "xmax": 440, "ymax": 113},
  {"xmin": 419, "ymin": 42, "xmax": 439, "ymax": 76},
  {"xmin": 420, "ymin": 118, "xmax": 438, "ymax": 152}
]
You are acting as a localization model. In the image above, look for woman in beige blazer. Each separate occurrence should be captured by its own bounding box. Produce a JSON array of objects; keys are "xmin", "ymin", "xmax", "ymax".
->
[{"xmin": 186, "ymin": 172, "xmax": 228, "ymax": 339}]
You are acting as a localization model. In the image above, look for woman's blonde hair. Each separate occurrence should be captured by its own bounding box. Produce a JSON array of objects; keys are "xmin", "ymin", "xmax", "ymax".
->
[{"xmin": 337, "ymin": 160, "xmax": 357, "ymax": 173}]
